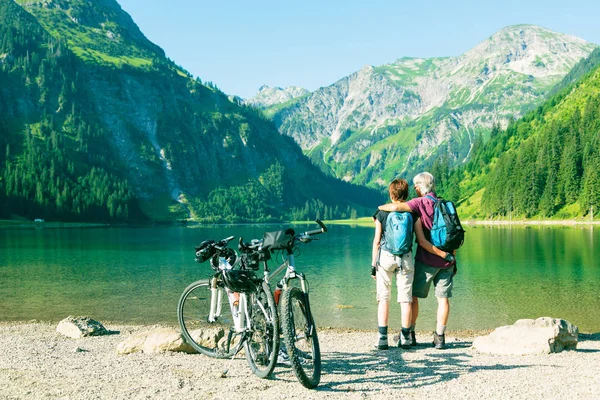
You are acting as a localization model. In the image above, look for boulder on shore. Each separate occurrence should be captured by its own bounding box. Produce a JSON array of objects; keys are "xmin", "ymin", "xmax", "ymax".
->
[
  {"xmin": 116, "ymin": 327, "xmax": 231, "ymax": 355},
  {"xmin": 116, "ymin": 328, "xmax": 196, "ymax": 354},
  {"xmin": 472, "ymin": 317, "xmax": 578, "ymax": 355},
  {"xmin": 56, "ymin": 316, "xmax": 109, "ymax": 339}
]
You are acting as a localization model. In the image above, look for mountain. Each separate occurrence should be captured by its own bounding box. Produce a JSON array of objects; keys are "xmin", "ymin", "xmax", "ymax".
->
[
  {"xmin": 0, "ymin": 0, "xmax": 381, "ymax": 223},
  {"xmin": 245, "ymin": 85, "xmax": 309, "ymax": 108},
  {"xmin": 446, "ymin": 47, "xmax": 600, "ymax": 219},
  {"xmin": 260, "ymin": 25, "xmax": 596, "ymax": 188}
]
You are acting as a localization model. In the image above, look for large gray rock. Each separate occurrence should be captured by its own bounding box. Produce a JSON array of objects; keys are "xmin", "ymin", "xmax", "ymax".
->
[
  {"xmin": 472, "ymin": 317, "xmax": 578, "ymax": 355},
  {"xmin": 56, "ymin": 316, "xmax": 109, "ymax": 339}
]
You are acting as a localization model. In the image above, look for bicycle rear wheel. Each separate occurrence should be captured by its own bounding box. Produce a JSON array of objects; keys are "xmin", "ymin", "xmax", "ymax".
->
[
  {"xmin": 280, "ymin": 286, "xmax": 321, "ymax": 389},
  {"xmin": 178, "ymin": 279, "xmax": 236, "ymax": 359},
  {"xmin": 244, "ymin": 281, "xmax": 279, "ymax": 378}
]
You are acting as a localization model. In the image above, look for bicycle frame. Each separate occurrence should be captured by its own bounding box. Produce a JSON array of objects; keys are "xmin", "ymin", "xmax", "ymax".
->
[
  {"xmin": 208, "ymin": 275, "xmax": 254, "ymax": 334},
  {"xmin": 263, "ymin": 250, "xmax": 316, "ymax": 336},
  {"xmin": 264, "ymin": 253, "xmax": 306, "ymax": 291},
  {"xmin": 205, "ymin": 276, "xmax": 247, "ymax": 359}
]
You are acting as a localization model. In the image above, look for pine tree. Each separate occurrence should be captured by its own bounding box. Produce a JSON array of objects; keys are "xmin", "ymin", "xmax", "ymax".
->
[{"xmin": 581, "ymin": 152, "xmax": 600, "ymax": 215}]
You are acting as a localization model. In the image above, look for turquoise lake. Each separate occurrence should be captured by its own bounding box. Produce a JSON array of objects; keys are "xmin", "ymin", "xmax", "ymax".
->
[{"xmin": 1, "ymin": 224, "xmax": 599, "ymax": 332}]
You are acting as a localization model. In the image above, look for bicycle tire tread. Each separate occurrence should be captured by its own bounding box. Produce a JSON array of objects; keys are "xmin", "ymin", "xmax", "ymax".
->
[
  {"xmin": 280, "ymin": 287, "xmax": 321, "ymax": 389},
  {"xmin": 177, "ymin": 279, "xmax": 236, "ymax": 359},
  {"xmin": 244, "ymin": 281, "xmax": 279, "ymax": 378}
]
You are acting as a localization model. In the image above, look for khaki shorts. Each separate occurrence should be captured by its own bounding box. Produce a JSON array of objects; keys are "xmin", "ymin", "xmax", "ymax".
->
[
  {"xmin": 412, "ymin": 260, "xmax": 454, "ymax": 299},
  {"xmin": 376, "ymin": 250, "xmax": 414, "ymax": 303}
]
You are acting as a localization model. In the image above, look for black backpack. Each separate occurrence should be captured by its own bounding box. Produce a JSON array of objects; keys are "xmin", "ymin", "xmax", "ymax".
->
[{"xmin": 425, "ymin": 195, "xmax": 465, "ymax": 252}]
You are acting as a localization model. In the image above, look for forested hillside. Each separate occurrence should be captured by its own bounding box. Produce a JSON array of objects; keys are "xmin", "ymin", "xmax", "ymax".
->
[
  {"xmin": 0, "ymin": 0, "xmax": 141, "ymax": 221},
  {"xmin": 0, "ymin": 0, "xmax": 381, "ymax": 223},
  {"xmin": 450, "ymin": 48, "xmax": 600, "ymax": 219}
]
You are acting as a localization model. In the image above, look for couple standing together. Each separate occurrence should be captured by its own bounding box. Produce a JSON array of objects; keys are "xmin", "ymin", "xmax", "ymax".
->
[{"xmin": 372, "ymin": 172, "xmax": 457, "ymax": 350}]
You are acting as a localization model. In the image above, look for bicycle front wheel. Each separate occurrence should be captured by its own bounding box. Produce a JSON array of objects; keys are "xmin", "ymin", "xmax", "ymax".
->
[
  {"xmin": 244, "ymin": 281, "xmax": 279, "ymax": 378},
  {"xmin": 177, "ymin": 279, "xmax": 236, "ymax": 359},
  {"xmin": 280, "ymin": 286, "xmax": 321, "ymax": 389}
]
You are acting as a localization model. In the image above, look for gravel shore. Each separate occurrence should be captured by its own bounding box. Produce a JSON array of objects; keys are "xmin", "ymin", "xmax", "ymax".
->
[{"xmin": 1, "ymin": 322, "xmax": 599, "ymax": 399}]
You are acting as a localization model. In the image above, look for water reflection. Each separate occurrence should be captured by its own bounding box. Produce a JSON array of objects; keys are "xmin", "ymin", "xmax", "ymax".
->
[{"xmin": 0, "ymin": 224, "xmax": 598, "ymax": 331}]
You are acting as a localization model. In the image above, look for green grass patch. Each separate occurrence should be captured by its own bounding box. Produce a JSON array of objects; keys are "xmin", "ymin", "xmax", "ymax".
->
[
  {"xmin": 553, "ymin": 202, "xmax": 581, "ymax": 219},
  {"xmin": 263, "ymin": 94, "xmax": 308, "ymax": 117},
  {"xmin": 457, "ymin": 188, "xmax": 485, "ymax": 219},
  {"xmin": 71, "ymin": 47, "xmax": 152, "ymax": 67},
  {"xmin": 321, "ymin": 217, "xmax": 374, "ymax": 227}
]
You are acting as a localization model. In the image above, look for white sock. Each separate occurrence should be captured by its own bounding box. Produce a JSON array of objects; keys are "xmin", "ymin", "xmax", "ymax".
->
[{"xmin": 436, "ymin": 324, "xmax": 446, "ymax": 335}]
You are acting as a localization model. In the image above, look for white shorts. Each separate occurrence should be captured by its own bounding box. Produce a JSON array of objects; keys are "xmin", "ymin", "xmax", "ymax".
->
[{"xmin": 376, "ymin": 250, "xmax": 414, "ymax": 303}]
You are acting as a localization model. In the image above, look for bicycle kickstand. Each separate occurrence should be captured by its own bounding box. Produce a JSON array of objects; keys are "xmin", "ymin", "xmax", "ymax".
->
[{"xmin": 220, "ymin": 351, "xmax": 238, "ymax": 378}]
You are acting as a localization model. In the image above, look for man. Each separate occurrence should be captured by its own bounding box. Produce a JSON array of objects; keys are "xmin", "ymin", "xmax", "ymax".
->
[{"xmin": 379, "ymin": 172, "xmax": 456, "ymax": 349}]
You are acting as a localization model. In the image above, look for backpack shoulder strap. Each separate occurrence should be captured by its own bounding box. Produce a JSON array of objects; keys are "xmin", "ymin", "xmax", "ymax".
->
[{"xmin": 425, "ymin": 195, "xmax": 437, "ymax": 203}]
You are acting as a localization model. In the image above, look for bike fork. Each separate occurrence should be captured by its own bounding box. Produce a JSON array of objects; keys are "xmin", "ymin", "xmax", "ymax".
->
[
  {"xmin": 298, "ymin": 276, "xmax": 316, "ymax": 337},
  {"xmin": 209, "ymin": 279, "xmax": 220, "ymax": 322}
]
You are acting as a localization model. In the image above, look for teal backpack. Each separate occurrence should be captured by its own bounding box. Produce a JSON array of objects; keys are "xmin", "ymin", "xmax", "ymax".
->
[
  {"xmin": 425, "ymin": 195, "xmax": 465, "ymax": 252},
  {"xmin": 381, "ymin": 211, "xmax": 413, "ymax": 255}
]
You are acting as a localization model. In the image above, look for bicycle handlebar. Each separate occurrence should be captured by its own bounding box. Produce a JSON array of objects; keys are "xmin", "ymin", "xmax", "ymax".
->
[
  {"xmin": 299, "ymin": 219, "xmax": 328, "ymax": 237},
  {"xmin": 238, "ymin": 237, "xmax": 262, "ymax": 251},
  {"xmin": 215, "ymin": 236, "xmax": 235, "ymax": 249},
  {"xmin": 236, "ymin": 220, "xmax": 329, "ymax": 254}
]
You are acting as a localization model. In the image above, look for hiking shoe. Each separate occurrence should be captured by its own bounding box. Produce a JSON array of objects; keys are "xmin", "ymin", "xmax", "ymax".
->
[
  {"xmin": 398, "ymin": 332, "xmax": 411, "ymax": 349},
  {"xmin": 277, "ymin": 348, "xmax": 290, "ymax": 365},
  {"xmin": 410, "ymin": 330, "xmax": 417, "ymax": 347},
  {"xmin": 433, "ymin": 331, "xmax": 446, "ymax": 349},
  {"xmin": 375, "ymin": 335, "xmax": 389, "ymax": 350}
]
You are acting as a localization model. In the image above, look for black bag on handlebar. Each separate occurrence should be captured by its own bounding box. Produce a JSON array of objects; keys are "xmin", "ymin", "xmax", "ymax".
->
[
  {"xmin": 261, "ymin": 229, "xmax": 294, "ymax": 251},
  {"xmin": 241, "ymin": 248, "xmax": 271, "ymax": 270},
  {"xmin": 195, "ymin": 240, "xmax": 216, "ymax": 263},
  {"xmin": 241, "ymin": 252, "xmax": 259, "ymax": 270}
]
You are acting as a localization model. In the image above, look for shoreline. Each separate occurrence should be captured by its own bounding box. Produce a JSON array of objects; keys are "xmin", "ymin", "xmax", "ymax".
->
[
  {"xmin": 464, "ymin": 219, "xmax": 600, "ymax": 226},
  {"xmin": 2, "ymin": 217, "xmax": 599, "ymax": 229},
  {"xmin": 1, "ymin": 321, "xmax": 599, "ymax": 399},
  {"xmin": 0, "ymin": 220, "xmax": 109, "ymax": 229},
  {"xmin": 2, "ymin": 319, "xmax": 598, "ymax": 336},
  {"xmin": 0, "ymin": 319, "xmax": 496, "ymax": 337},
  {"xmin": 327, "ymin": 217, "xmax": 600, "ymax": 227}
]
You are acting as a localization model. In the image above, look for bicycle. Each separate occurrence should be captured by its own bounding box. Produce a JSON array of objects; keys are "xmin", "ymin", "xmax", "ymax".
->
[
  {"xmin": 178, "ymin": 220, "xmax": 327, "ymax": 388},
  {"xmin": 242, "ymin": 220, "xmax": 327, "ymax": 389},
  {"xmin": 177, "ymin": 236, "xmax": 279, "ymax": 379}
]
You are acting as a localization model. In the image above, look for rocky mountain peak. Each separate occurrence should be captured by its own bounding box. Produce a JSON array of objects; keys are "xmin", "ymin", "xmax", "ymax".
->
[
  {"xmin": 461, "ymin": 24, "xmax": 592, "ymax": 77},
  {"xmin": 262, "ymin": 25, "xmax": 596, "ymax": 187},
  {"xmin": 245, "ymin": 85, "xmax": 309, "ymax": 108}
]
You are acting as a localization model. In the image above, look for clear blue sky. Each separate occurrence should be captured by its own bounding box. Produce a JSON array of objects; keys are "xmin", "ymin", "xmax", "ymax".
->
[{"xmin": 118, "ymin": 0, "xmax": 600, "ymax": 99}]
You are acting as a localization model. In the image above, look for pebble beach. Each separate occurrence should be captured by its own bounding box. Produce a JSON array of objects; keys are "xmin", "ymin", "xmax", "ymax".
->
[{"xmin": 1, "ymin": 322, "xmax": 599, "ymax": 399}]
